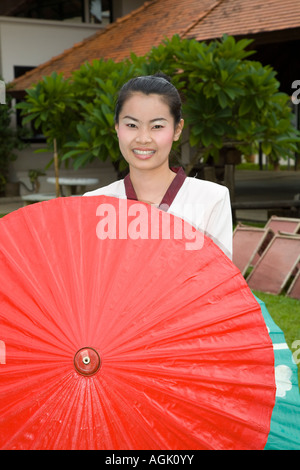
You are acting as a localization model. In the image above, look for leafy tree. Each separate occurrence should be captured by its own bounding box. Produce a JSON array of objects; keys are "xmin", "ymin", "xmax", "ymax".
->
[
  {"xmin": 144, "ymin": 35, "xmax": 300, "ymax": 172},
  {"xmin": 16, "ymin": 72, "xmax": 79, "ymax": 196},
  {"xmin": 63, "ymin": 59, "xmax": 137, "ymax": 174}
]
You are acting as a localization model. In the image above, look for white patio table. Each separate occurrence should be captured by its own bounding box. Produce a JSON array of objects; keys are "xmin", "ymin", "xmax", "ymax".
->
[{"xmin": 46, "ymin": 177, "xmax": 99, "ymax": 196}]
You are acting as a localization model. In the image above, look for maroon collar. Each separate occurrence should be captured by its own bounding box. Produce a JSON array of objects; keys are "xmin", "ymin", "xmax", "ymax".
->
[{"xmin": 124, "ymin": 167, "xmax": 186, "ymax": 211}]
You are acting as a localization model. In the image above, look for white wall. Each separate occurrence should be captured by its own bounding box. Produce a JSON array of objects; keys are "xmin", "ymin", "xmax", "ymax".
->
[{"xmin": 0, "ymin": 16, "xmax": 102, "ymax": 83}]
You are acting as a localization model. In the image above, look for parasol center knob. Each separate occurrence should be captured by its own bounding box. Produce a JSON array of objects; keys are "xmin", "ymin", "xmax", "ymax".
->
[{"xmin": 74, "ymin": 347, "xmax": 101, "ymax": 376}]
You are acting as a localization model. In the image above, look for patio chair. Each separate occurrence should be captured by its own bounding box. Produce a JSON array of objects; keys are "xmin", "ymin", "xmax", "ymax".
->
[
  {"xmin": 247, "ymin": 234, "xmax": 300, "ymax": 294},
  {"xmin": 287, "ymin": 267, "xmax": 300, "ymax": 300},
  {"xmin": 265, "ymin": 216, "xmax": 300, "ymax": 235},
  {"xmin": 232, "ymin": 224, "xmax": 274, "ymax": 276}
]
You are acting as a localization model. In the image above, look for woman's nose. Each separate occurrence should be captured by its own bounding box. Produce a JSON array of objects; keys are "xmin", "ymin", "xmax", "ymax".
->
[{"xmin": 136, "ymin": 128, "xmax": 152, "ymax": 143}]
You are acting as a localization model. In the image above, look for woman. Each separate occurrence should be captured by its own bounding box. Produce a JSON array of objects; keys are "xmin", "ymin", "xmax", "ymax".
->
[{"xmin": 85, "ymin": 73, "xmax": 232, "ymax": 259}]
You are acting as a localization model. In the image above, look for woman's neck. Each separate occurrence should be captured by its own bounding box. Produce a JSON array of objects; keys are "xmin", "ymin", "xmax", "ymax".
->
[{"xmin": 129, "ymin": 166, "xmax": 176, "ymax": 205}]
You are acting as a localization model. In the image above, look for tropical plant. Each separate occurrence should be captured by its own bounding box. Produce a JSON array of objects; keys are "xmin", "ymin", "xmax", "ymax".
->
[
  {"xmin": 144, "ymin": 35, "xmax": 300, "ymax": 172},
  {"xmin": 0, "ymin": 84, "xmax": 27, "ymax": 195},
  {"xmin": 28, "ymin": 168, "xmax": 46, "ymax": 193},
  {"xmin": 62, "ymin": 59, "xmax": 137, "ymax": 174},
  {"xmin": 16, "ymin": 72, "xmax": 79, "ymax": 196}
]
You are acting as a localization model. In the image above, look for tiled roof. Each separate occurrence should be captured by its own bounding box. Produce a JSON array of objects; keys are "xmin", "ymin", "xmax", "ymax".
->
[
  {"xmin": 11, "ymin": 0, "xmax": 217, "ymax": 92},
  {"xmin": 185, "ymin": 0, "xmax": 300, "ymax": 40},
  {"xmin": 10, "ymin": 0, "xmax": 300, "ymax": 92}
]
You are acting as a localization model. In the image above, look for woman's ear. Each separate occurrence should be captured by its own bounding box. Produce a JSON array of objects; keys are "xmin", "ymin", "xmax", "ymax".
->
[
  {"xmin": 115, "ymin": 123, "xmax": 119, "ymax": 137},
  {"xmin": 173, "ymin": 119, "xmax": 184, "ymax": 142}
]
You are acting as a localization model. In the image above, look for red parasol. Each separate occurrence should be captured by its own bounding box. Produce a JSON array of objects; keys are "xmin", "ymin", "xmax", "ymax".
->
[{"xmin": 0, "ymin": 196, "xmax": 275, "ymax": 450}]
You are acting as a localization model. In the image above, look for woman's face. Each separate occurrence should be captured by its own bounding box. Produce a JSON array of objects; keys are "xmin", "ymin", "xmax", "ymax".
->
[{"xmin": 115, "ymin": 92, "xmax": 184, "ymax": 172}]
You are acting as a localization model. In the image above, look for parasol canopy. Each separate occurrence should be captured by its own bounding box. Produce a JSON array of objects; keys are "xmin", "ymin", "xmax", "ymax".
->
[
  {"xmin": 256, "ymin": 296, "xmax": 300, "ymax": 450},
  {"xmin": 0, "ymin": 196, "xmax": 276, "ymax": 450}
]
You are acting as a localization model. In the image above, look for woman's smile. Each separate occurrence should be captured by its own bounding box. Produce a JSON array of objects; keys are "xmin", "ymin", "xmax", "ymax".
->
[{"xmin": 132, "ymin": 148, "xmax": 156, "ymax": 159}]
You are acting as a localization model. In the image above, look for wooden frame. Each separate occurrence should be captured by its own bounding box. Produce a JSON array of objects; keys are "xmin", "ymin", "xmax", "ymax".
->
[
  {"xmin": 232, "ymin": 224, "xmax": 274, "ymax": 276},
  {"xmin": 287, "ymin": 268, "xmax": 300, "ymax": 300},
  {"xmin": 265, "ymin": 216, "xmax": 300, "ymax": 235},
  {"xmin": 247, "ymin": 234, "xmax": 300, "ymax": 294}
]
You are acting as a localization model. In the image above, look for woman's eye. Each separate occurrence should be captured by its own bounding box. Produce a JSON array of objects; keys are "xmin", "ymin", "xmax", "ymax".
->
[
  {"xmin": 153, "ymin": 125, "xmax": 163, "ymax": 129},
  {"xmin": 127, "ymin": 123, "xmax": 137, "ymax": 128}
]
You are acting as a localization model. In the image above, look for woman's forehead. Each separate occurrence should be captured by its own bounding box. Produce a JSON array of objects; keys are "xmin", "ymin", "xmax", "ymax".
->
[{"xmin": 120, "ymin": 92, "xmax": 173, "ymax": 120}]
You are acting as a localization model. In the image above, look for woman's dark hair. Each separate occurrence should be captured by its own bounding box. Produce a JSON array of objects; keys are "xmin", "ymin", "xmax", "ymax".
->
[{"xmin": 114, "ymin": 72, "xmax": 182, "ymax": 126}]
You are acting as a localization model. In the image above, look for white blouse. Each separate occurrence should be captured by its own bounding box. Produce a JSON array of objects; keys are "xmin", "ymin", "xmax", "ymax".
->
[{"xmin": 84, "ymin": 169, "xmax": 232, "ymax": 259}]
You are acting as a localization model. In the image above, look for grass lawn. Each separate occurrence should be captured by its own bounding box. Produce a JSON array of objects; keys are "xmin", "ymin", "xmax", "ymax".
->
[
  {"xmin": 236, "ymin": 162, "xmax": 299, "ymax": 171},
  {"xmin": 253, "ymin": 290, "xmax": 300, "ymax": 387}
]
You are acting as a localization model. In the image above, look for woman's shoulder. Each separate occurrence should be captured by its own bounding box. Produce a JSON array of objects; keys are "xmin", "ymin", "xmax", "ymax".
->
[
  {"xmin": 83, "ymin": 179, "xmax": 126, "ymax": 197},
  {"xmin": 182, "ymin": 176, "xmax": 229, "ymax": 198}
]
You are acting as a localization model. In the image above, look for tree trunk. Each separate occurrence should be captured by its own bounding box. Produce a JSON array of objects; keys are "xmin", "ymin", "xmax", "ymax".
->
[
  {"xmin": 224, "ymin": 164, "xmax": 235, "ymax": 203},
  {"xmin": 53, "ymin": 138, "xmax": 60, "ymax": 198}
]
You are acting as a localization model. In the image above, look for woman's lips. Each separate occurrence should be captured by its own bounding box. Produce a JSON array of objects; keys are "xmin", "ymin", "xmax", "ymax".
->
[{"xmin": 132, "ymin": 149, "xmax": 155, "ymax": 160}]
